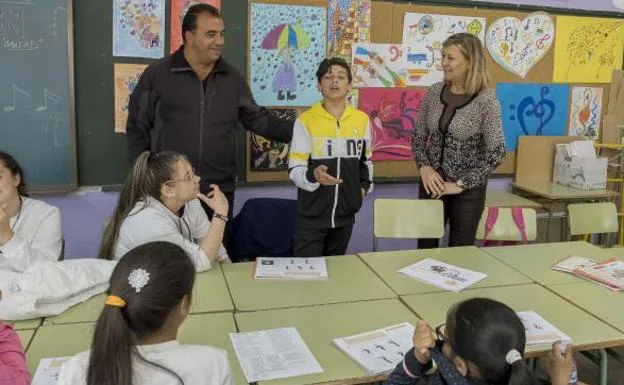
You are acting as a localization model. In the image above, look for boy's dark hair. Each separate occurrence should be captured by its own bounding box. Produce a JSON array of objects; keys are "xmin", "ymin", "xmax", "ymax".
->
[
  {"xmin": 447, "ymin": 298, "xmax": 539, "ymax": 385},
  {"xmin": 87, "ymin": 242, "xmax": 196, "ymax": 385},
  {"xmin": 182, "ymin": 3, "xmax": 221, "ymax": 42},
  {"xmin": 0, "ymin": 151, "xmax": 28, "ymax": 197},
  {"xmin": 316, "ymin": 57, "xmax": 352, "ymax": 84}
]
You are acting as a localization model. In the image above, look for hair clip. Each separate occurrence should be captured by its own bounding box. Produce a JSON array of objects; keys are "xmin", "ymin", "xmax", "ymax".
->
[{"xmin": 128, "ymin": 268, "xmax": 150, "ymax": 293}]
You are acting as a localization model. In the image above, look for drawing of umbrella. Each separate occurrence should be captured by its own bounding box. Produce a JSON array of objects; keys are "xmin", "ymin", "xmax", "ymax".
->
[
  {"xmin": 261, "ymin": 21, "xmax": 310, "ymax": 49},
  {"xmin": 261, "ymin": 21, "xmax": 310, "ymax": 101}
]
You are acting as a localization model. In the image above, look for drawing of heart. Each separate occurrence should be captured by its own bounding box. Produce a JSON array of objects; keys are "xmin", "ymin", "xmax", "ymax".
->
[
  {"xmin": 511, "ymin": 86, "xmax": 556, "ymax": 136},
  {"xmin": 486, "ymin": 12, "xmax": 555, "ymax": 78}
]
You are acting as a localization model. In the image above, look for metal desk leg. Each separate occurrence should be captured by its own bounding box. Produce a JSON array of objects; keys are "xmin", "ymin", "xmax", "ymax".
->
[{"xmin": 599, "ymin": 348, "xmax": 608, "ymax": 385}]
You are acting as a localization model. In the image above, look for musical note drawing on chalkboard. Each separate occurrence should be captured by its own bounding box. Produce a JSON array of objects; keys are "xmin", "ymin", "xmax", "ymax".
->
[
  {"xmin": 497, "ymin": 83, "xmax": 570, "ymax": 151},
  {"xmin": 35, "ymin": 88, "xmax": 61, "ymax": 112},
  {"xmin": 3, "ymin": 84, "xmax": 30, "ymax": 112},
  {"xmin": 50, "ymin": 6, "xmax": 67, "ymax": 37}
]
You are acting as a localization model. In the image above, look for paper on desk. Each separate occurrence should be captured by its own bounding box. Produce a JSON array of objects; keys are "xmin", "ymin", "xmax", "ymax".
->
[
  {"xmin": 518, "ymin": 310, "xmax": 571, "ymax": 346},
  {"xmin": 31, "ymin": 357, "xmax": 72, "ymax": 385},
  {"xmin": 552, "ymin": 255, "xmax": 603, "ymax": 273},
  {"xmin": 254, "ymin": 257, "xmax": 328, "ymax": 280},
  {"xmin": 398, "ymin": 258, "xmax": 487, "ymax": 292},
  {"xmin": 230, "ymin": 327, "xmax": 323, "ymax": 382},
  {"xmin": 333, "ymin": 322, "xmax": 415, "ymax": 375}
]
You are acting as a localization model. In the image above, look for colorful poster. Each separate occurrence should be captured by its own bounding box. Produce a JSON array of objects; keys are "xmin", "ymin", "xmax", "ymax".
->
[
  {"xmin": 114, "ymin": 63, "xmax": 148, "ymax": 133},
  {"xmin": 358, "ymin": 88, "xmax": 426, "ymax": 161},
  {"xmin": 170, "ymin": 0, "xmax": 221, "ymax": 53},
  {"xmin": 553, "ymin": 16, "xmax": 624, "ymax": 83},
  {"xmin": 249, "ymin": 4, "xmax": 326, "ymax": 107},
  {"xmin": 568, "ymin": 86, "xmax": 603, "ymax": 140},
  {"xmin": 112, "ymin": 0, "xmax": 166, "ymax": 59},
  {"xmin": 497, "ymin": 83, "xmax": 570, "ymax": 151},
  {"xmin": 352, "ymin": 43, "xmax": 410, "ymax": 88},
  {"xmin": 250, "ymin": 109, "xmax": 297, "ymax": 171},
  {"xmin": 486, "ymin": 12, "xmax": 555, "ymax": 79},
  {"xmin": 401, "ymin": 13, "xmax": 486, "ymax": 86},
  {"xmin": 461, "ymin": 0, "xmax": 624, "ymax": 13},
  {"xmin": 328, "ymin": 0, "xmax": 371, "ymax": 60}
]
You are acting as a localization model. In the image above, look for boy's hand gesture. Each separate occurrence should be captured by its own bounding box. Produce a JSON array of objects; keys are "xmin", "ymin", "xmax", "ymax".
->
[{"xmin": 314, "ymin": 165, "xmax": 342, "ymax": 186}]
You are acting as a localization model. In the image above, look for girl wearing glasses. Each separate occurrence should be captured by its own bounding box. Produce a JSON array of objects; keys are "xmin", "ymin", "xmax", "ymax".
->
[
  {"xmin": 386, "ymin": 298, "xmax": 578, "ymax": 385},
  {"xmin": 99, "ymin": 151, "xmax": 231, "ymax": 270}
]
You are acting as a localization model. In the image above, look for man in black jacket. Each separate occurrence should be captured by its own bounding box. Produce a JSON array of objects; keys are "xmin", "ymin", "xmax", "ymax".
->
[{"xmin": 126, "ymin": 3, "xmax": 294, "ymax": 220}]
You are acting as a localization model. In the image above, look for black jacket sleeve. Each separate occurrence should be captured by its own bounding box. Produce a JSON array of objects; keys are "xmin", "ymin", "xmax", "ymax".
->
[
  {"xmin": 238, "ymin": 79, "xmax": 294, "ymax": 143},
  {"xmin": 126, "ymin": 68, "xmax": 156, "ymax": 165},
  {"xmin": 384, "ymin": 348, "xmax": 432, "ymax": 385}
]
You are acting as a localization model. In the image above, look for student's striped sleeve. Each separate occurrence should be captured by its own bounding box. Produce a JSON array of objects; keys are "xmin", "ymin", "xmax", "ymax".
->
[{"xmin": 288, "ymin": 118, "xmax": 320, "ymax": 192}]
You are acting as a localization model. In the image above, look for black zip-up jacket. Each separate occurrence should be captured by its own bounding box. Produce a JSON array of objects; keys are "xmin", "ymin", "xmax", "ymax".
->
[{"xmin": 126, "ymin": 47, "xmax": 294, "ymax": 192}]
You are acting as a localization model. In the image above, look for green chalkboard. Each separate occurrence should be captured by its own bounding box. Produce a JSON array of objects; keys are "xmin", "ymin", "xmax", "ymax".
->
[
  {"xmin": 74, "ymin": 0, "xmax": 248, "ymax": 187},
  {"xmin": 0, "ymin": 0, "xmax": 76, "ymax": 191}
]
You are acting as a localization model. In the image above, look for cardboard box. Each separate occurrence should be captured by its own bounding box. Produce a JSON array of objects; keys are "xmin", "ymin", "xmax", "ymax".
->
[{"xmin": 553, "ymin": 142, "xmax": 608, "ymax": 190}]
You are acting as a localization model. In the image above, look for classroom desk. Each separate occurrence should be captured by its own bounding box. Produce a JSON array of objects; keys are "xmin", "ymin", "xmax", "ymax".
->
[
  {"xmin": 606, "ymin": 247, "xmax": 624, "ymax": 257},
  {"xmin": 547, "ymin": 282, "xmax": 624, "ymax": 334},
  {"xmin": 482, "ymin": 241, "xmax": 615, "ymax": 285},
  {"xmin": 222, "ymin": 255, "xmax": 396, "ymax": 312},
  {"xmin": 401, "ymin": 284, "xmax": 624, "ymax": 357},
  {"xmin": 16, "ymin": 329, "xmax": 35, "ymax": 352},
  {"xmin": 512, "ymin": 181, "xmax": 618, "ymax": 241},
  {"xmin": 358, "ymin": 246, "xmax": 531, "ymax": 296},
  {"xmin": 234, "ymin": 299, "xmax": 418, "ymax": 385},
  {"xmin": 485, "ymin": 190, "xmax": 542, "ymax": 208},
  {"xmin": 512, "ymin": 182, "xmax": 619, "ymax": 201},
  {"xmin": 8, "ymin": 318, "xmax": 42, "ymax": 330},
  {"xmin": 44, "ymin": 266, "xmax": 234, "ymax": 325},
  {"xmin": 26, "ymin": 313, "xmax": 246, "ymax": 384}
]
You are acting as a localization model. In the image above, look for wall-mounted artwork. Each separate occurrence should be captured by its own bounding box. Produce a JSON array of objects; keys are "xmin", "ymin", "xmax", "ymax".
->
[
  {"xmin": 497, "ymin": 83, "xmax": 570, "ymax": 151},
  {"xmin": 114, "ymin": 63, "xmax": 148, "ymax": 133},
  {"xmin": 358, "ymin": 88, "xmax": 426, "ymax": 161},
  {"xmin": 249, "ymin": 3, "xmax": 326, "ymax": 107},
  {"xmin": 113, "ymin": 0, "xmax": 165, "ymax": 59},
  {"xmin": 553, "ymin": 16, "xmax": 624, "ymax": 83},
  {"xmin": 462, "ymin": 0, "xmax": 624, "ymax": 13},
  {"xmin": 351, "ymin": 43, "xmax": 409, "ymax": 88},
  {"xmin": 170, "ymin": 0, "xmax": 221, "ymax": 53},
  {"xmin": 250, "ymin": 109, "xmax": 297, "ymax": 171},
  {"xmin": 486, "ymin": 12, "xmax": 555, "ymax": 79},
  {"xmin": 568, "ymin": 86, "xmax": 603, "ymax": 140},
  {"xmin": 402, "ymin": 13, "xmax": 486, "ymax": 86},
  {"xmin": 328, "ymin": 0, "xmax": 371, "ymax": 61}
]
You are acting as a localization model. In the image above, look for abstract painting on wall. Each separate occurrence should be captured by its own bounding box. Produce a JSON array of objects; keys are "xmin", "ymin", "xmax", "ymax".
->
[
  {"xmin": 351, "ymin": 43, "xmax": 410, "ymax": 88},
  {"xmin": 402, "ymin": 13, "xmax": 486, "ymax": 86},
  {"xmin": 328, "ymin": 0, "xmax": 371, "ymax": 61},
  {"xmin": 486, "ymin": 12, "xmax": 555, "ymax": 79},
  {"xmin": 553, "ymin": 16, "xmax": 624, "ymax": 83},
  {"xmin": 358, "ymin": 88, "xmax": 426, "ymax": 161},
  {"xmin": 249, "ymin": 3, "xmax": 326, "ymax": 107},
  {"xmin": 497, "ymin": 83, "xmax": 570, "ymax": 151},
  {"xmin": 568, "ymin": 86, "xmax": 603, "ymax": 140},
  {"xmin": 250, "ymin": 109, "xmax": 297, "ymax": 171},
  {"xmin": 170, "ymin": 0, "xmax": 220, "ymax": 53},
  {"xmin": 114, "ymin": 63, "xmax": 148, "ymax": 133},
  {"xmin": 113, "ymin": 0, "xmax": 165, "ymax": 58}
]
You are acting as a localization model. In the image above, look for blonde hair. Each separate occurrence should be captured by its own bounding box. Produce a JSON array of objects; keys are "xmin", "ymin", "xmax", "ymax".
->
[{"xmin": 442, "ymin": 33, "xmax": 491, "ymax": 96}]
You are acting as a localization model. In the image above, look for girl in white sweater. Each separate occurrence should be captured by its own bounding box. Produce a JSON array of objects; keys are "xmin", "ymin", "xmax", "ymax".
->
[
  {"xmin": 58, "ymin": 241, "xmax": 234, "ymax": 385},
  {"xmin": 99, "ymin": 151, "xmax": 230, "ymax": 271},
  {"xmin": 0, "ymin": 152, "xmax": 62, "ymax": 277}
]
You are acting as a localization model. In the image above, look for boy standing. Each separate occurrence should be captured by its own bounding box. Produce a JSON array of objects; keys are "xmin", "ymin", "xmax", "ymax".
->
[{"xmin": 288, "ymin": 58, "xmax": 373, "ymax": 257}]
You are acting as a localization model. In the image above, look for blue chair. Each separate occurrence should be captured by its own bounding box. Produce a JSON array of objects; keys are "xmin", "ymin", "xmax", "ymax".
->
[{"xmin": 226, "ymin": 198, "xmax": 297, "ymax": 262}]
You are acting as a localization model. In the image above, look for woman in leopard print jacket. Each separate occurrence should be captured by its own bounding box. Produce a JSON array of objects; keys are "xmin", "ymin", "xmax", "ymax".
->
[{"xmin": 413, "ymin": 33, "xmax": 505, "ymax": 248}]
